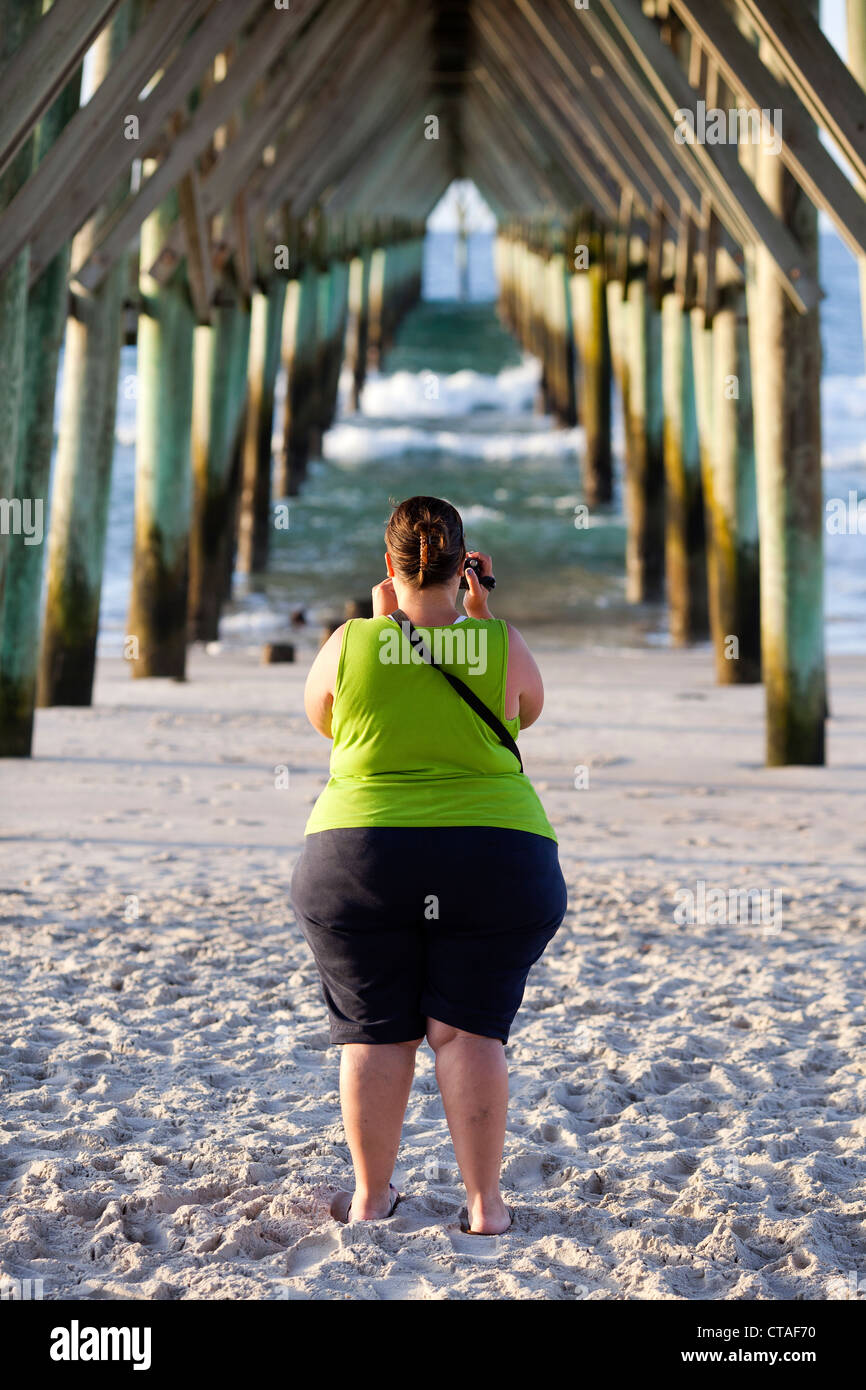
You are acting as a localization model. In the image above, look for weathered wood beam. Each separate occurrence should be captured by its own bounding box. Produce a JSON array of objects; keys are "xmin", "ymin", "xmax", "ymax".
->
[
  {"xmin": 515, "ymin": 0, "xmax": 686, "ymax": 227},
  {"xmin": 471, "ymin": 76, "xmax": 568, "ymax": 210},
  {"xmin": 474, "ymin": 52, "xmax": 599, "ymax": 213},
  {"xmin": 740, "ymin": 0, "xmax": 866, "ymax": 188},
  {"xmin": 469, "ymin": 102, "xmax": 566, "ymax": 214},
  {"xmin": 475, "ymin": 0, "xmax": 622, "ymax": 221},
  {"xmin": 253, "ymin": 1, "xmax": 427, "ymax": 216},
  {"xmin": 0, "ymin": 0, "xmax": 123, "ymax": 177},
  {"xmin": 199, "ymin": 0, "xmax": 375, "ymax": 219},
  {"xmin": 475, "ymin": 63, "xmax": 580, "ymax": 208},
  {"xmin": 673, "ymin": 0, "xmax": 866, "ymax": 263},
  {"xmin": 231, "ymin": 193, "xmax": 255, "ymax": 298},
  {"xmin": 573, "ymin": 0, "xmax": 736, "ymax": 248},
  {"xmin": 71, "ymin": 0, "xmax": 318, "ymax": 292},
  {"xmin": 0, "ymin": 0, "xmax": 213, "ymax": 281},
  {"xmin": 592, "ymin": 0, "xmax": 820, "ymax": 311},
  {"xmin": 176, "ymin": 165, "xmax": 215, "ymax": 324},
  {"xmin": 464, "ymin": 94, "xmax": 554, "ymax": 214},
  {"xmin": 143, "ymin": 0, "xmax": 373, "ymax": 287},
  {"xmin": 294, "ymin": 91, "xmax": 432, "ymax": 219},
  {"xmin": 328, "ymin": 105, "xmax": 443, "ymax": 220},
  {"xmin": 295, "ymin": 90, "xmax": 428, "ymax": 216}
]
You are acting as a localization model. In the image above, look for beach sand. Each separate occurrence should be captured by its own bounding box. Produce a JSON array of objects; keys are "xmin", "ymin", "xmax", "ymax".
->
[{"xmin": 1, "ymin": 637, "xmax": 865, "ymax": 1301}]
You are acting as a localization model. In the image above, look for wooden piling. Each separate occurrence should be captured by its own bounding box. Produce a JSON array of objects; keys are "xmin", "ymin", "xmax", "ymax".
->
[
  {"xmin": 0, "ymin": 0, "xmax": 42, "ymax": 622},
  {"xmin": 189, "ymin": 277, "xmax": 250, "ymax": 642},
  {"xmin": 532, "ymin": 232, "xmax": 552, "ymax": 412},
  {"xmin": 0, "ymin": 71, "xmax": 82, "ymax": 753},
  {"xmin": 324, "ymin": 253, "xmax": 350, "ymax": 427},
  {"xmin": 545, "ymin": 234, "xmax": 577, "ymax": 426},
  {"xmin": 495, "ymin": 228, "xmax": 513, "ymax": 331},
  {"xmin": 691, "ymin": 277, "xmax": 761, "ymax": 684},
  {"xmin": 570, "ymin": 227, "xmax": 613, "ymax": 505},
  {"xmin": 275, "ymin": 253, "xmax": 319, "ymax": 498},
  {"xmin": 312, "ymin": 228, "xmax": 349, "ymax": 442},
  {"xmin": 345, "ymin": 239, "xmax": 372, "ymax": 412},
  {"xmin": 218, "ymin": 298, "xmax": 251, "ymax": 612},
  {"xmin": 366, "ymin": 240, "xmax": 388, "ymax": 370},
  {"xmin": 661, "ymin": 291, "xmax": 708, "ymax": 644},
  {"xmin": 749, "ymin": 25, "xmax": 826, "ymax": 764},
  {"xmin": 126, "ymin": 188, "xmax": 196, "ymax": 679},
  {"xmin": 38, "ymin": 7, "xmax": 131, "ymax": 710},
  {"xmin": 622, "ymin": 254, "xmax": 665, "ymax": 603},
  {"xmin": 237, "ymin": 277, "xmax": 286, "ymax": 574}
]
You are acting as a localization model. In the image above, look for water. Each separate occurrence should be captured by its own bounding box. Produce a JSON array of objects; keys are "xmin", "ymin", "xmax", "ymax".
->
[
  {"xmin": 230, "ymin": 299, "xmax": 630, "ymax": 649},
  {"xmin": 61, "ymin": 228, "xmax": 865, "ymax": 655}
]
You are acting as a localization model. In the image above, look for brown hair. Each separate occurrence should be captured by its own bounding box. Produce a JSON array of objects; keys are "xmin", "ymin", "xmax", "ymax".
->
[{"xmin": 385, "ymin": 496, "xmax": 465, "ymax": 590}]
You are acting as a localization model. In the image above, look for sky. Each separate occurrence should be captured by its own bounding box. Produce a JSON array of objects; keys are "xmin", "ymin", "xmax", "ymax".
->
[{"xmin": 426, "ymin": 180, "xmax": 497, "ymax": 233}]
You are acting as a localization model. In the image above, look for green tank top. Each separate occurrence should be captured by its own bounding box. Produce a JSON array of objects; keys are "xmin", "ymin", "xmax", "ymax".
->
[{"xmin": 304, "ymin": 615, "xmax": 557, "ymax": 842}]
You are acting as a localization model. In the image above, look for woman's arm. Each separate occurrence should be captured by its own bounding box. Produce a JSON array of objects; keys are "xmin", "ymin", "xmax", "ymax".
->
[
  {"xmin": 464, "ymin": 555, "xmax": 543, "ymax": 727},
  {"xmin": 504, "ymin": 622, "xmax": 545, "ymax": 728},
  {"xmin": 303, "ymin": 622, "xmax": 347, "ymax": 738}
]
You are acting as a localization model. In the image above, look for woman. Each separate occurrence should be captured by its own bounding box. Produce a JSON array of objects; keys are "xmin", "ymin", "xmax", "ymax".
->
[{"xmin": 291, "ymin": 496, "xmax": 567, "ymax": 1236}]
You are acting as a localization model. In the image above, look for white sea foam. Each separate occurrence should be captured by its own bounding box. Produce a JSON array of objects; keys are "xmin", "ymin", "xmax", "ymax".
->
[
  {"xmin": 357, "ymin": 358, "xmax": 541, "ymax": 417},
  {"xmin": 323, "ymin": 421, "xmax": 584, "ymax": 464}
]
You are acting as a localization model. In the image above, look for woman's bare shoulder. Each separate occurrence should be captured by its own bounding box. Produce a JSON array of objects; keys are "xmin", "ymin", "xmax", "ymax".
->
[{"xmin": 504, "ymin": 621, "xmax": 535, "ymax": 662}]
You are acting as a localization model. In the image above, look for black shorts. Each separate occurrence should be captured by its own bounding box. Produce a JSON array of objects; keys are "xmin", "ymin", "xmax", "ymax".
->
[{"xmin": 290, "ymin": 826, "xmax": 567, "ymax": 1045}]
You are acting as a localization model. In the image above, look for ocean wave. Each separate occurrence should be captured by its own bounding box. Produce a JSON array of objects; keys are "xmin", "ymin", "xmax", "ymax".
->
[
  {"xmin": 357, "ymin": 359, "xmax": 540, "ymax": 417},
  {"xmin": 323, "ymin": 421, "xmax": 585, "ymax": 463}
]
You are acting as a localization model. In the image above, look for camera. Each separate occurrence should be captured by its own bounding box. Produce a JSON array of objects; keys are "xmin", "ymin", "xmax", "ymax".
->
[{"xmin": 458, "ymin": 555, "xmax": 496, "ymax": 591}]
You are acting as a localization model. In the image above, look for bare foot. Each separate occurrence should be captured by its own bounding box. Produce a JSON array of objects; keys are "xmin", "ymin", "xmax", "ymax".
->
[
  {"xmin": 463, "ymin": 1195, "xmax": 513, "ymax": 1235},
  {"xmin": 347, "ymin": 1183, "xmax": 399, "ymax": 1221}
]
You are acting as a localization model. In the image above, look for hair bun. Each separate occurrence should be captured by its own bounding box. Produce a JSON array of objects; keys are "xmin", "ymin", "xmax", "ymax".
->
[
  {"xmin": 385, "ymin": 496, "xmax": 464, "ymax": 590},
  {"xmin": 413, "ymin": 518, "xmax": 444, "ymax": 546}
]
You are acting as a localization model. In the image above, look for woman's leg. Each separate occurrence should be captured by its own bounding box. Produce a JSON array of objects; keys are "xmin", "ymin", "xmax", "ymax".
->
[
  {"xmin": 426, "ymin": 1018, "xmax": 512, "ymax": 1234},
  {"xmin": 339, "ymin": 1038, "xmax": 423, "ymax": 1218}
]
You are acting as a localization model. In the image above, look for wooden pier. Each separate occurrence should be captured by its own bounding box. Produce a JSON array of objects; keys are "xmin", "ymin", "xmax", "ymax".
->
[{"xmin": 1, "ymin": 0, "xmax": 865, "ymax": 765}]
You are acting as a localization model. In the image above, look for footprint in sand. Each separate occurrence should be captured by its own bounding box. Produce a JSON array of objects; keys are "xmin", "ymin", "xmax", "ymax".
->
[
  {"xmin": 502, "ymin": 1151, "xmax": 564, "ymax": 1189},
  {"xmin": 283, "ymin": 1229, "xmax": 340, "ymax": 1275}
]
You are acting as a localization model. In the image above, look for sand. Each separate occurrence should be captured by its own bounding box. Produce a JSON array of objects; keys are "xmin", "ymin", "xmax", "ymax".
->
[{"xmin": 1, "ymin": 637, "xmax": 865, "ymax": 1301}]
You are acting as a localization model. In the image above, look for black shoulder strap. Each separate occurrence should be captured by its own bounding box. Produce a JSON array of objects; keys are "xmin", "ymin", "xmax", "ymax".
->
[{"xmin": 390, "ymin": 610, "xmax": 523, "ymax": 773}]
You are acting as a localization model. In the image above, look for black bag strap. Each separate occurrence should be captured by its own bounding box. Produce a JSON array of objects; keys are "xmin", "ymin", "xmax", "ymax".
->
[{"xmin": 389, "ymin": 609, "xmax": 523, "ymax": 773}]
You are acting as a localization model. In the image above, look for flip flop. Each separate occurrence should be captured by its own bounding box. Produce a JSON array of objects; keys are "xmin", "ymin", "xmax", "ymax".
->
[
  {"xmin": 458, "ymin": 1205, "xmax": 514, "ymax": 1236},
  {"xmin": 330, "ymin": 1183, "xmax": 402, "ymax": 1224}
]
